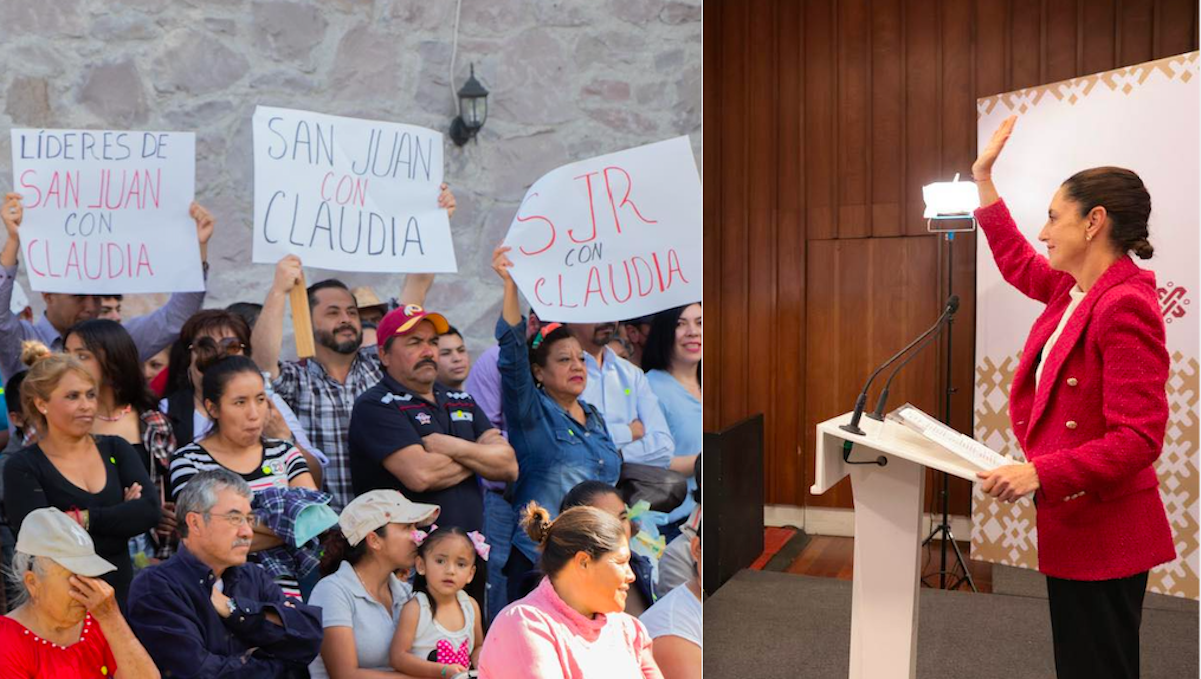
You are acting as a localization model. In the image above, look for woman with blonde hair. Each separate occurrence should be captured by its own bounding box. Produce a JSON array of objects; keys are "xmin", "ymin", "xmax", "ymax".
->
[
  {"xmin": 3, "ymin": 342, "xmax": 160, "ymax": 612},
  {"xmin": 478, "ymin": 501, "xmax": 663, "ymax": 678}
]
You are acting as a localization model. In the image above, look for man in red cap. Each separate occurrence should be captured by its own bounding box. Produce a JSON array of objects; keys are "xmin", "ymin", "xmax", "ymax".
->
[{"xmin": 348, "ymin": 304, "xmax": 516, "ymax": 605}]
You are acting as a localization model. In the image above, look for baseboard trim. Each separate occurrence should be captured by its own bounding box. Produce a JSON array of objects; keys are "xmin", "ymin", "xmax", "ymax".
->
[{"xmin": 764, "ymin": 504, "xmax": 971, "ymax": 540}]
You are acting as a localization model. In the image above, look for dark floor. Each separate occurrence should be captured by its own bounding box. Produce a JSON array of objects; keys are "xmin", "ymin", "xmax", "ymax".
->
[{"xmin": 704, "ymin": 568, "xmax": 1199, "ymax": 679}]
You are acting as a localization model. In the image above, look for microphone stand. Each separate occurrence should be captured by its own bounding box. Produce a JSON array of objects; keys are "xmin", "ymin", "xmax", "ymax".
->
[
  {"xmin": 920, "ymin": 232, "xmax": 978, "ymax": 593},
  {"xmin": 839, "ymin": 294, "xmax": 960, "ymax": 466}
]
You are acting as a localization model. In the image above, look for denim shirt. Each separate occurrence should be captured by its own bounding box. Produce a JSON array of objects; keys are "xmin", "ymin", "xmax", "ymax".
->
[
  {"xmin": 127, "ymin": 544, "xmax": 323, "ymax": 678},
  {"xmin": 496, "ymin": 316, "xmax": 621, "ymax": 562}
]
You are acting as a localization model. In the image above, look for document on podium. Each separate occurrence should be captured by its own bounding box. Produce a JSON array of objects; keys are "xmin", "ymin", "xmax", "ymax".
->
[{"xmin": 887, "ymin": 404, "xmax": 1013, "ymax": 471}]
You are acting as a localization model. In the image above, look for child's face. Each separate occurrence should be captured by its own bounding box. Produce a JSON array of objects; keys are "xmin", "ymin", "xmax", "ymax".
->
[{"xmin": 417, "ymin": 535, "xmax": 476, "ymax": 597}]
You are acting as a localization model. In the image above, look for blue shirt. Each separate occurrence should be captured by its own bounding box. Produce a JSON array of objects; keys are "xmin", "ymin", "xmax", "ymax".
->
[
  {"xmin": 0, "ymin": 262, "xmax": 207, "ymax": 380},
  {"xmin": 127, "ymin": 544, "xmax": 324, "ymax": 678},
  {"xmin": 496, "ymin": 316, "xmax": 621, "ymax": 562},
  {"xmin": 646, "ymin": 369, "xmax": 702, "ymax": 523},
  {"xmin": 582, "ymin": 347, "xmax": 675, "ymax": 467}
]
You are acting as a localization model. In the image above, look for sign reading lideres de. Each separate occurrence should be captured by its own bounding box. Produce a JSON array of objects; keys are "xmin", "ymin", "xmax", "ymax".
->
[
  {"xmin": 502, "ymin": 136, "xmax": 702, "ymax": 323},
  {"xmin": 11, "ymin": 128, "xmax": 202, "ymax": 294},
  {"xmin": 252, "ymin": 106, "xmax": 456, "ymax": 273}
]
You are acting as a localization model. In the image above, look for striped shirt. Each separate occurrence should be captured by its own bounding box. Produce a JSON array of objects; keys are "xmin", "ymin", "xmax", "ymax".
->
[{"xmin": 168, "ymin": 438, "xmax": 310, "ymax": 499}]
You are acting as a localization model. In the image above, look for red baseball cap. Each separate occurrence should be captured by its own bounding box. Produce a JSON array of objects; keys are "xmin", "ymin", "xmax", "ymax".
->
[{"xmin": 377, "ymin": 303, "xmax": 450, "ymax": 348}]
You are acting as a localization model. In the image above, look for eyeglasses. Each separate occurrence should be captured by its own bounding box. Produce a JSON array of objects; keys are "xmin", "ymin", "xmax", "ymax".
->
[
  {"xmin": 206, "ymin": 511, "xmax": 259, "ymax": 528},
  {"xmin": 189, "ymin": 337, "xmax": 246, "ymax": 355}
]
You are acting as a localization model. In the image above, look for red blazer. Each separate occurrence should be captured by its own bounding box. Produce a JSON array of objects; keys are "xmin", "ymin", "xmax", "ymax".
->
[{"xmin": 976, "ymin": 199, "xmax": 1175, "ymax": 581}]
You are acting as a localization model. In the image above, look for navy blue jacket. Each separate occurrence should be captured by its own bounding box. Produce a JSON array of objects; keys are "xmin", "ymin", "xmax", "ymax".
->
[{"xmin": 128, "ymin": 544, "xmax": 323, "ymax": 678}]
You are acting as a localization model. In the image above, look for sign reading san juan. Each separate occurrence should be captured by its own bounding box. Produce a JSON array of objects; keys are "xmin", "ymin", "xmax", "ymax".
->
[{"xmin": 252, "ymin": 106, "xmax": 457, "ymax": 273}]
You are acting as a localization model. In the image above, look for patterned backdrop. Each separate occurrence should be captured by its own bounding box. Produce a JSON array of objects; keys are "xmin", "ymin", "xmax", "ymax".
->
[{"xmin": 971, "ymin": 53, "xmax": 1200, "ymax": 600}]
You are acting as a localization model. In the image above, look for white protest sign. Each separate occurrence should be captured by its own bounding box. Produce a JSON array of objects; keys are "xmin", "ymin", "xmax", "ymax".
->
[
  {"xmin": 252, "ymin": 106, "xmax": 456, "ymax": 273},
  {"xmin": 502, "ymin": 136, "xmax": 702, "ymax": 322},
  {"xmin": 11, "ymin": 128, "xmax": 201, "ymax": 294}
]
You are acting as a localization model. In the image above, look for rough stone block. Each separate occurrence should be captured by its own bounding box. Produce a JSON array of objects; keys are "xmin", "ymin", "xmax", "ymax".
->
[
  {"xmin": 77, "ymin": 60, "xmax": 148, "ymax": 125},
  {"xmin": 6, "ymin": 77, "xmax": 52, "ymax": 126},
  {"xmin": 155, "ymin": 31, "xmax": 251, "ymax": 95},
  {"xmin": 253, "ymin": 1, "xmax": 328, "ymax": 63}
]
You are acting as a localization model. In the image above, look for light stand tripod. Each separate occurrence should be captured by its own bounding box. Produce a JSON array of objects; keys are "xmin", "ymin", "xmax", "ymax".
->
[{"xmin": 920, "ymin": 229, "xmax": 978, "ymax": 592}]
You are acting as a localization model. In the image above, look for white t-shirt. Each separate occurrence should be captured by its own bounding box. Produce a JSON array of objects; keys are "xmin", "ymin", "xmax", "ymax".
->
[{"xmin": 639, "ymin": 581, "xmax": 702, "ymax": 648}]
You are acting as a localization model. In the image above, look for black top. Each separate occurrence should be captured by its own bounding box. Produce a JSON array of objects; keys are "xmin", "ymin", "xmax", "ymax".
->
[
  {"xmin": 349, "ymin": 373, "xmax": 492, "ymax": 532},
  {"xmin": 3, "ymin": 435, "xmax": 161, "ymax": 612}
]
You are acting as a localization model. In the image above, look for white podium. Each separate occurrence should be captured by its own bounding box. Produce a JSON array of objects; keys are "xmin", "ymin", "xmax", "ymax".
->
[{"xmin": 812, "ymin": 412, "xmax": 987, "ymax": 679}]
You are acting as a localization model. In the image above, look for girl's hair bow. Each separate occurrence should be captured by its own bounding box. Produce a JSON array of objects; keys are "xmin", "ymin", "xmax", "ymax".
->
[
  {"xmin": 467, "ymin": 531, "xmax": 491, "ymax": 562},
  {"xmin": 411, "ymin": 524, "xmax": 437, "ymax": 547}
]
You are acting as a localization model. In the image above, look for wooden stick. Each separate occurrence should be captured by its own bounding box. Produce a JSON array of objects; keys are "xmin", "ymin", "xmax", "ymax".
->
[{"xmin": 289, "ymin": 271, "xmax": 316, "ymax": 359}]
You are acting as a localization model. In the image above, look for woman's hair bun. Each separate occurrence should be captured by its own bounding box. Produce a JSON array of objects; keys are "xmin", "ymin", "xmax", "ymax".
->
[
  {"xmin": 1131, "ymin": 238, "xmax": 1154, "ymax": 260},
  {"xmin": 520, "ymin": 501, "xmax": 554, "ymax": 545},
  {"xmin": 20, "ymin": 340, "xmax": 52, "ymax": 367}
]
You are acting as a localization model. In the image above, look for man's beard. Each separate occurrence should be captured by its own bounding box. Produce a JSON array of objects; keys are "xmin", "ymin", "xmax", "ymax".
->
[
  {"xmin": 316, "ymin": 325, "xmax": 363, "ymax": 354},
  {"xmin": 593, "ymin": 323, "xmax": 616, "ymax": 345}
]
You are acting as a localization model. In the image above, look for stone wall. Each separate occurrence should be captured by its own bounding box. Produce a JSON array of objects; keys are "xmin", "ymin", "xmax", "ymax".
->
[{"xmin": 0, "ymin": 0, "xmax": 701, "ymax": 356}]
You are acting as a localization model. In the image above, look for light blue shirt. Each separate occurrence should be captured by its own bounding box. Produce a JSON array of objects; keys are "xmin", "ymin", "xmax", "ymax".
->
[
  {"xmin": 647, "ymin": 369, "xmax": 701, "ymax": 522},
  {"xmin": 308, "ymin": 559, "xmax": 413, "ymax": 679},
  {"xmin": 582, "ymin": 348, "xmax": 675, "ymax": 468}
]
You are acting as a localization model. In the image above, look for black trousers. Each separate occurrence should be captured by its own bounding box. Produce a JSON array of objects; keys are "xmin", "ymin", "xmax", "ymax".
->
[{"xmin": 1046, "ymin": 570, "xmax": 1149, "ymax": 679}]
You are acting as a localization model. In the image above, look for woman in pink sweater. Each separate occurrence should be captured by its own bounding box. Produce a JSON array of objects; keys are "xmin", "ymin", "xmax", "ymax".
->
[
  {"xmin": 478, "ymin": 502, "xmax": 663, "ymax": 678},
  {"xmin": 973, "ymin": 116, "xmax": 1174, "ymax": 679}
]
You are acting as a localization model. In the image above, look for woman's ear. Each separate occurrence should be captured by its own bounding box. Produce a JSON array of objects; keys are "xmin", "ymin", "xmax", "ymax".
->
[
  {"xmin": 531, "ymin": 364, "xmax": 545, "ymax": 386},
  {"xmin": 202, "ymin": 398, "xmax": 218, "ymax": 420},
  {"xmin": 574, "ymin": 551, "xmax": 591, "ymax": 571},
  {"xmin": 690, "ymin": 535, "xmax": 701, "ymax": 563},
  {"xmin": 1086, "ymin": 205, "xmax": 1108, "ymax": 240}
]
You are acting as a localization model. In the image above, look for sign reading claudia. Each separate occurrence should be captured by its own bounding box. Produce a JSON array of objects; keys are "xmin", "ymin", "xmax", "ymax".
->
[
  {"xmin": 502, "ymin": 136, "xmax": 702, "ymax": 322},
  {"xmin": 11, "ymin": 128, "xmax": 202, "ymax": 294},
  {"xmin": 251, "ymin": 106, "xmax": 456, "ymax": 273}
]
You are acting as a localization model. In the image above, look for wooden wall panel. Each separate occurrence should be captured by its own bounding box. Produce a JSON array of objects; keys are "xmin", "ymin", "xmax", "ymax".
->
[
  {"xmin": 773, "ymin": 0, "xmax": 807, "ymax": 504},
  {"xmin": 704, "ymin": 0, "xmax": 1199, "ymax": 513}
]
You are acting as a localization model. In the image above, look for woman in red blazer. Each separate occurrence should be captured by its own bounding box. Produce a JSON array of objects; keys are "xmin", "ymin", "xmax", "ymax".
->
[{"xmin": 972, "ymin": 116, "xmax": 1175, "ymax": 679}]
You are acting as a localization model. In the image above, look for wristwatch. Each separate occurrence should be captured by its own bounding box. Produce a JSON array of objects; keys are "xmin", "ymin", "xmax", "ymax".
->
[{"xmin": 226, "ymin": 597, "xmax": 239, "ymax": 617}]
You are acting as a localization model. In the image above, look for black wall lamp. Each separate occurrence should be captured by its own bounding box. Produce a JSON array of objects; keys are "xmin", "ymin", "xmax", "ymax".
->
[{"xmin": 450, "ymin": 64, "xmax": 489, "ymax": 146}]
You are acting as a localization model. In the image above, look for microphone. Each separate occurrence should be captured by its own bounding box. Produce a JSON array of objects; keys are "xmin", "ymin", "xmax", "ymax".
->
[
  {"xmin": 866, "ymin": 295, "xmax": 959, "ymax": 421},
  {"xmin": 839, "ymin": 294, "xmax": 960, "ymax": 466}
]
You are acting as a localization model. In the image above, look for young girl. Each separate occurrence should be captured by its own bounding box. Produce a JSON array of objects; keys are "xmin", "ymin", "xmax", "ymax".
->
[{"xmin": 391, "ymin": 526, "xmax": 487, "ymax": 678}]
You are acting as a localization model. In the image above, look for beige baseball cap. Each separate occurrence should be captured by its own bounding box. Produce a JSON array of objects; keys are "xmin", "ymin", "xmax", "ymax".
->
[
  {"xmin": 339, "ymin": 490, "xmax": 440, "ymax": 546},
  {"xmin": 15, "ymin": 508, "xmax": 117, "ymax": 577}
]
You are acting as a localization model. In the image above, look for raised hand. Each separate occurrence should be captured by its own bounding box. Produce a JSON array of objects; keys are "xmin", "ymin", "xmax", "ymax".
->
[
  {"xmin": 191, "ymin": 202, "xmax": 215, "ymax": 244},
  {"xmin": 972, "ymin": 115, "xmax": 1017, "ymax": 181},
  {"xmin": 2, "ymin": 193, "xmax": 23, "ymax": 239},
  {"xmin": 272, "ymin": 255, "xmax": 304, "ymax": 294},
  {"xmin": 438, "ymin": 183, "xmax": 457, "ymax": 219},
  {"xmin": 491, "ymin": 245, "xmax": 514, "ymax": 284}
]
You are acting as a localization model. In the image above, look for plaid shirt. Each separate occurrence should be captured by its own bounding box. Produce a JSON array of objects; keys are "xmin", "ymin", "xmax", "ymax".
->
[
  {"xmin": 273, "ymin": 346, "xmax": 382, "ymax": 511},
  {"xmin": 250, "ymin": 486, "xmax": 334, "ymax": 581}
]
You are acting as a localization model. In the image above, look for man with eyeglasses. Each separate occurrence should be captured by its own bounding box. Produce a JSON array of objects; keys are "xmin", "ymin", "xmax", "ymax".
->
[
  {"xmin": 0, "ymin": 192, "xmax": 214, "ymax": 381},
  {"xmin": 129, "ymin": 469, "xmax": 323, "ymax": 678}
]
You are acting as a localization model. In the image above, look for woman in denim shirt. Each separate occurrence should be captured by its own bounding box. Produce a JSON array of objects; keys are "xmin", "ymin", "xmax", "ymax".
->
[{"xmin": 491, "ymin": 246, "xmax": 622, "ymax": 603}]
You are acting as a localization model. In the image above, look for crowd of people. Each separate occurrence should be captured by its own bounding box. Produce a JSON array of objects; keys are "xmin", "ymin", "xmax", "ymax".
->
[{"xmin": 0, "ymin": 189, "xmax": 703, "ymax": 678}]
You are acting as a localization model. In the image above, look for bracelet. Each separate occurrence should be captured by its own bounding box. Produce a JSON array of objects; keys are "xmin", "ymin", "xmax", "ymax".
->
[{"xmin": 441, "ymin": 666, "xmax": 448, "ymax": 678}]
